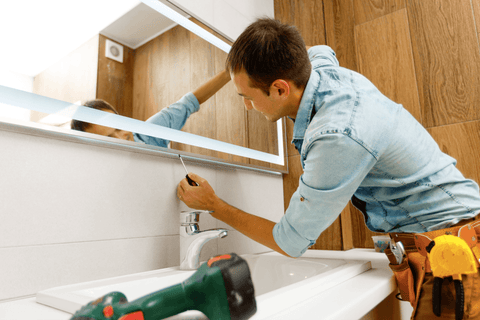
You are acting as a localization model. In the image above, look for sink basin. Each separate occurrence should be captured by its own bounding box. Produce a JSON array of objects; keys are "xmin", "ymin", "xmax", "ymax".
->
[{"xmin": 36, "ymin": 251, "xmax": 371, "ymax": 319}]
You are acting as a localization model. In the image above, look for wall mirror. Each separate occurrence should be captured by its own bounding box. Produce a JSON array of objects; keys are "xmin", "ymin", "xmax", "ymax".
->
[{"xmin": 0, "ymin": 0, "xmax": 286, "ymax": 171}]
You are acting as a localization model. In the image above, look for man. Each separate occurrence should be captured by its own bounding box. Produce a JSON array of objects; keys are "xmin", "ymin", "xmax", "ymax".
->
[
  {"xmin": 177, "ymin": 18, "xmax": 480, "ymax": 319},
  {"xmin": 71, "ymin": 69, "xmax": 231, "ymax": 147}
]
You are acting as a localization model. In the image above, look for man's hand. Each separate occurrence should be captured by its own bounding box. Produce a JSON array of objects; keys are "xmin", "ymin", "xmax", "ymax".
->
[
  {"xmin": 177, "ymin": 172, "xmax": 291, "ymax": 257},
  {"xmin": 177, "ymin": 173, "xmax": 220, "ymax": 210}
]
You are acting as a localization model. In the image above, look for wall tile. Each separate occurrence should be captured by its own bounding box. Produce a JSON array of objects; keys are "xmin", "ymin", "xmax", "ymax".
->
[
  {"xmin": 0, "ymin": 132, "xmax": 179, "ymax": 247},
  {"xmin": 1, "ymin": 128, "xmax": 283, "ymax": 300},
  {"xmin": 0, "ymin": 236, "xmax": 179, "ymax": 300},
  {"xmin": 215, "ymin": 167, "xmax": 284, "ymax": 222}
]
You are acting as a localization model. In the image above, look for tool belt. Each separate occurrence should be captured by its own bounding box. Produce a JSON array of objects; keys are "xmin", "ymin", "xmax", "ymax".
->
[{"xmin": 385, "ymin": 218, "xmax": 480, "ymax": 320}]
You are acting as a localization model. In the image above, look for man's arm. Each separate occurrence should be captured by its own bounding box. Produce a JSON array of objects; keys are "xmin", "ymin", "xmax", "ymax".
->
[
  {"xmin": 177, "ymin": 173, "xmax": 291, "ymax": 257},
  {"xmin": 192, "ymin": 69, "xmax": 231, "ymax": 104}
]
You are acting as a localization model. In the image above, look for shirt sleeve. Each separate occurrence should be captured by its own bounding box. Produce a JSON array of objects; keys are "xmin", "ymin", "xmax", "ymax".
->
[
  {"xmin": 133, "ymin": 92, "xmax": 200, "ymax": 147},
  {"xmin": 308, "ymin": 45, "xmax": 339, "ymax": 70},
  {"xmin": 273, "ymin": 133, "xmax": 376, "ymax": 257}
]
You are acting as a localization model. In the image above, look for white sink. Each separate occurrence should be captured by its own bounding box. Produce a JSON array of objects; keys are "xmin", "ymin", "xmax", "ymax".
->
[{"xmin": 36, "ymin": 251, "xmax": 371, "ymax": 319}]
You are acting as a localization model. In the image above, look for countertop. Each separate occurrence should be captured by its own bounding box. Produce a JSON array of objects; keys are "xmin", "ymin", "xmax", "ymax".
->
[{"xmin": 0, "ymin": 249, "xmax": 407, "ymax": 320}]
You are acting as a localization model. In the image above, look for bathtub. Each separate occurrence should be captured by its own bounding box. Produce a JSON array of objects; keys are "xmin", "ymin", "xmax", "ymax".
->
[{"xmin": 36, "ymin": 251, "xmax": 372, "ymax": 319}]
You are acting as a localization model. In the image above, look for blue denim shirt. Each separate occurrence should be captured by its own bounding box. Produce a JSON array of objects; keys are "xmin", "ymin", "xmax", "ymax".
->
[
  {"xmin": 273, "ymin": 45, "xmax": 480, "ymax": 257},
  {"xmin": 133, "ymin": 92, "xmax": 200, "ymax": 147}
]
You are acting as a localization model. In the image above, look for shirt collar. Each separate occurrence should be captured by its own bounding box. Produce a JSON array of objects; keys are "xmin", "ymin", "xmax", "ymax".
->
[{"xmin": 291, "ymin": 70, "xmax": 320, "ymax": 143}]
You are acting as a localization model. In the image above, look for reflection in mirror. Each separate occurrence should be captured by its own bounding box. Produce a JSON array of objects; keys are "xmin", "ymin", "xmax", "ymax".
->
[{"xmin": 0, "ymin": 0, "xmax": 284, "ymax": 170}]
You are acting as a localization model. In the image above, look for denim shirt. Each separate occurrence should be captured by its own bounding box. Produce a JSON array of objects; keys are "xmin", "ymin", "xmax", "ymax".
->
[
  {"xmin": 273, "ymin": 45, "xmax": 480, "ymax": 257},
  {"xmin": 133, "ymin": 92, "xmax": 200, "ymax": 147}
]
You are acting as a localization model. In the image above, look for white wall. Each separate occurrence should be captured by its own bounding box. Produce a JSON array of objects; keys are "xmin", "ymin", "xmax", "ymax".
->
[
  {"xmin": 0, "ymin": 69, "xmax": 34, "ymax": 92},
  {"xmin": 0, "ymin": 127, "xmax": 284, "ymax": 301}
]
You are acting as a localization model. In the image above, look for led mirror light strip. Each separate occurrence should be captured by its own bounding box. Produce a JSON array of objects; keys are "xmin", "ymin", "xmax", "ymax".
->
[
  {"xmin": 142, "ymin": 0, "xmax": 232, "ymax": 53},
  {"xmin": 0, "ymin": 85, "xmax": 284, "ymax": 165}
]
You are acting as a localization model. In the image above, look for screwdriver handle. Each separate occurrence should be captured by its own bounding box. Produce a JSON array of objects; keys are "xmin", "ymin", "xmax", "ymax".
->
[{"xmin": 186, "ymin": 174, "xmax": 198, "ymax": 186}]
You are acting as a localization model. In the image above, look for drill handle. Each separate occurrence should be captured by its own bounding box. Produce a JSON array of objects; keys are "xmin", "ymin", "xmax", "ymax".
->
[{"xmin": 119, "ymin": 283, "xmax": 191, "ymax": 319}]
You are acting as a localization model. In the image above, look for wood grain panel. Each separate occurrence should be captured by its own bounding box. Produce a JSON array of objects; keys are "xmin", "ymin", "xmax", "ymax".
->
[
  {"xmin": 214, "ymin": 47, "xmax": 248, "ymax": 164},
  {"xmin": 167, "ymin": 26, "xmax": 192, "ymax": 152},
  {"xmin": 97, "ymin": 35, "xmax": 134, "ymax": 118},
  {"xmin": 284, "ymin": 116, "xmax": 298, "ymax": 157},
  {"xmin": 355, "ymin": 9, "xmax": 422, "ymax": 123},
  {"xmin": 428, "ymin": 120, "xmax": 480, "ymax": 184},
  {"xmin": 323, "ymin": 0, "xmax": 336, "ymax": 48},
  {"xmin": 353, "ymin": 0, "xmax": 405, "ymax": 26},
  {"xmin": 133, "ymin": 26, "xmax": 171, "ymax": 121},
  {"xmin": 349, "ymin": 203, "xmax": 383, "ymax": 249},
  {"xmin": 406, "ymin": 0, "xmax": 480, "ymax": 127},
  {"xmin": 340, "ymin": 202, "xmax": 354, "ymax": 250},
  {"xmin": 311, "ymin": 217, "xmax": 343, "ymax": 250},
  {"xmin": 473, "ymin": 0, "xmax": 480, "ymax": 37},
  {"xmin": 274, "ymin": 0, "xmax": 326, "ymax": 46},
  {"xmin": 325, "ymin": 0, "xmax": 357, "ymax": 71},
  {"xmin": 177, "ymin": 30, "xmax": 217, "ymax": 157}
]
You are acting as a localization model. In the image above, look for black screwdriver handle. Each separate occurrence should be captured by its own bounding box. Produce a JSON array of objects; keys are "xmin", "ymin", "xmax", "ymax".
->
[{"xmin": 186, "ymin": 174, "xmax": 198, "ymax": 186}]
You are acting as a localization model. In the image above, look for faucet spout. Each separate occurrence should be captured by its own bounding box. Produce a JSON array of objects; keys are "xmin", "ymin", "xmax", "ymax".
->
[{"xmin": 179, "ymin": 210, "xmax": 228, "ymax": 270}]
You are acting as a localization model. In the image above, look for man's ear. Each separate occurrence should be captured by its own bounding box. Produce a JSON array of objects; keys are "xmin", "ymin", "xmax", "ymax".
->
[{"xmin": 270, "ymin": 79, "xmax": 290, "ymax": 99}]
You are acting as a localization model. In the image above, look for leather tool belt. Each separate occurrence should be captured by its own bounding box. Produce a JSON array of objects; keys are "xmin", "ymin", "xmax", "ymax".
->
[{"xmin": 385, "ymin": 218, "xmax": 480, "ymax": 319}]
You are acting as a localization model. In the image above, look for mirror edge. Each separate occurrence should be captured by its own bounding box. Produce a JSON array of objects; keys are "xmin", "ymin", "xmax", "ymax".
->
[{"xmin": 0, "ymin": 117, "xmax": 288, "ymax": 175}]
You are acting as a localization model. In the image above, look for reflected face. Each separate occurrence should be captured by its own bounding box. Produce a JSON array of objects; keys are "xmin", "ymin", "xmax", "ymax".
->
[
  {"xmin": 84, "ymin": 109, "xmax": 134, "ymax": 141},
  {"xmin": 231, "ymin": 70, "xmax": 282, "ymax": 122}
]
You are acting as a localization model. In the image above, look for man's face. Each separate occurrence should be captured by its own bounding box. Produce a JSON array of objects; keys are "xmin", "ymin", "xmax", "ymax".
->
[
  {"xmin": 84, "ymin": 109, "xmax": 134, "ymax": 141},
  {"xmin": 231, "ymin": 69, "xmax": 283, "ymax": 122}
]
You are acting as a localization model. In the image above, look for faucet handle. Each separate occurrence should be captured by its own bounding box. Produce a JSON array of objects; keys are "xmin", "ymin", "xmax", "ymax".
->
[{"xmin": 180, "ymin": 210, "xmax": 209, "ymax": 225}]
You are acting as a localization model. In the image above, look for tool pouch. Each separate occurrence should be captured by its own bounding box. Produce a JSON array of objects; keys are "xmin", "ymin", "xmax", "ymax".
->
[{"xmin": 386, "ymin": 248, "xmax": 416, "ymax": 307}]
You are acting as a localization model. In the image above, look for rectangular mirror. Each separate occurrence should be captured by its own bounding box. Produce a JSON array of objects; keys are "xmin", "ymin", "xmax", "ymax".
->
[{"xmin": 0, "ymin": 0, "xmax": 286, "ymax": 171}]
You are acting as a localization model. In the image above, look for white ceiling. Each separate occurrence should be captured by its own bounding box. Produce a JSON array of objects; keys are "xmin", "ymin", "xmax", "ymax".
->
[
  {"xmin": 101, "ymin": 1, "xmax": 189, "ymax": 49},
  {"xmin": 0, "ymin": 0, "xmax": 187, "ymax": 78}
]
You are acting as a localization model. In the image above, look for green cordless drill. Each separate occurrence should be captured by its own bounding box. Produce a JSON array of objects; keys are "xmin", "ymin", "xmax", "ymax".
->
[{"xmin": 70, "ymin": 253, "xmax": 256, "ymax": 320}]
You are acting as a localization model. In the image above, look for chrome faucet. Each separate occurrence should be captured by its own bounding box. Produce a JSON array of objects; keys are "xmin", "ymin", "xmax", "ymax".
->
[{"xmin": 180, "ymin": 210, "xmax": 228, "ymax": 270}]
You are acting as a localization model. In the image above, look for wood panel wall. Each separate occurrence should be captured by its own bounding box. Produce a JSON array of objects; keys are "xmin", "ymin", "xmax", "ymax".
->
[
  {"xmin": 97, "ymin": 35, "xmax": 134, "ymax": 118},
  {"xmin": 275, "ymin": 0, "xmax": 480, "ymax": 250}
]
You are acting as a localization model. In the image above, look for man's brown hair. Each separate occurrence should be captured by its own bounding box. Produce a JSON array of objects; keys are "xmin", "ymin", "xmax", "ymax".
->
[
  {"xmin": 71, "ymin": 100, "xmax": 118, "ymax": 131},
  {"xmin": 226, "ymin": 18, "xmax": 311, "ymax": 95}
]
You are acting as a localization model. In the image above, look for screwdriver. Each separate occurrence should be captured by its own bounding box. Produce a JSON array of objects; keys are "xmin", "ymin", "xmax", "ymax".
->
[{"xmin": 179, "ymin": 155, "xmax": 198, "ymax": 186}]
